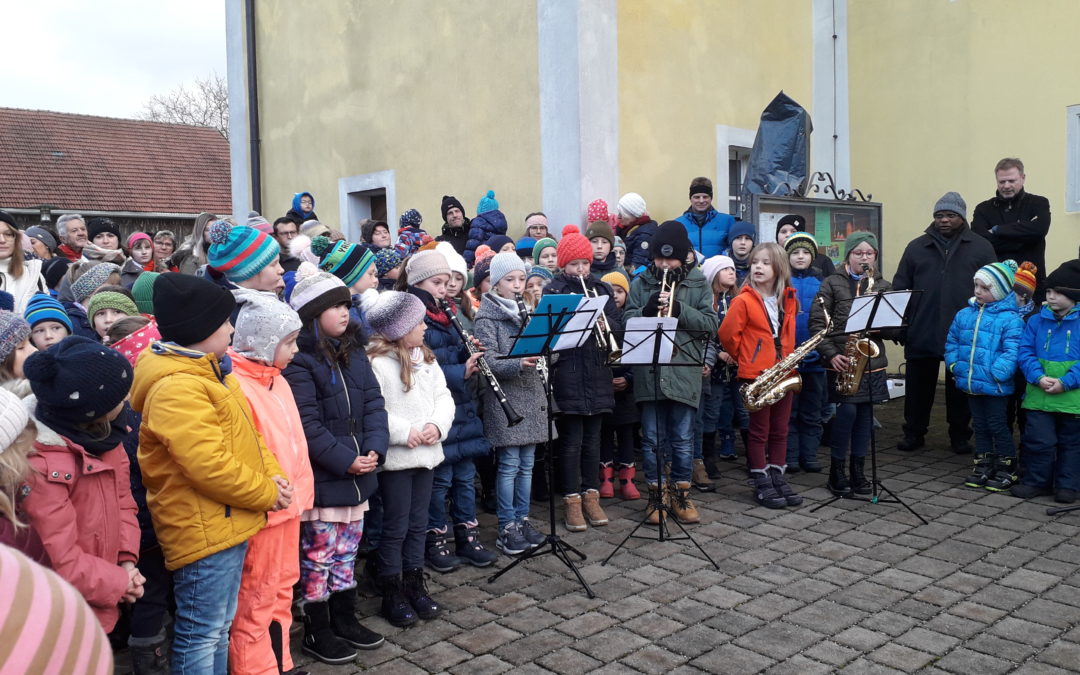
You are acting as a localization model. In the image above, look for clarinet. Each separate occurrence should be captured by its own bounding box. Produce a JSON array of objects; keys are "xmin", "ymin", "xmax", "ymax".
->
[{"xmin": 440, "ymin": 299, "xmax": 523, "ymax": 426}]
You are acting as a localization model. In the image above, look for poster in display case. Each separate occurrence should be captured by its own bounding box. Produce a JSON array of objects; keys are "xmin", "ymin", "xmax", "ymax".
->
[{"xmin": 747, "ymin": 194, "xmax": 884, "ymax": 271}]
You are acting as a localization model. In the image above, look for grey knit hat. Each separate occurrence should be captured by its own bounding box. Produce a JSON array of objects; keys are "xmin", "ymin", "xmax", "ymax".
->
[
  {"xmin": 488, "ymin": 251, "xmax": 526, "ymax": 288},
  {"xmin": 368, "ymin": 291, "xmax": 426, "ymax": 341},
  {"xmin": 0, "ymin": 311, "xmax": 31, "ymax": 365},
  {"xmin": 71, "ymin": 263, "xmax": 121, "ymax": 303},
  {"xmin": 933, "ymin": 192, "xmax": 967, "ymax": 221},
  {"xmin": 405, "ymin": 250, "xmax": 451, "ymax": 285},
  {"xmin": 25, "ymin": 227, "xmax": 57, "ymax": 252},
  {"xmin": 233, "ymin": 291, "xmax": 302, "ymax": 363}
]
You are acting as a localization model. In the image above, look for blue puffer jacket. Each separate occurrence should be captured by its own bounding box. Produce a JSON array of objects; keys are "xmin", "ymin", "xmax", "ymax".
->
[
  {"xmin": 676, "ymin": 208, "xmax": 734, "ymax": 258},
  {"xmin": 407, "ymin": 287, "xmax": 491, "ymax": 463},
  {"xmin": 464, "ymin": 209, "xmax": 509, "ymax": 267},
  {"xmin": 789, "ymin": 268, "xmax": 824, "ymax": 373},
  {"xmin": 1018, "ymin": 305, "xmax": 1080, "ymax": 414},
  {"xmin": 945, "ymin": 295, "xmax": 1024, "ymax": 396},
  {"xmin": 283, "ymin": 325, "xmax": 389, "ymax": 507},
  {"xmin": 618, "ymin": 218, "xmax": 659, "ymax": 271}
]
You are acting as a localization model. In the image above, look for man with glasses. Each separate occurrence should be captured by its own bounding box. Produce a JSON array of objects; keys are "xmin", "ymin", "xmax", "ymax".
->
[
  {"xmin": 892, "ymin": 192, "xmax": 996, "ymax": 454},
  {"xmin": 272, "ymin": 217, "xmax": 302, "ymax": 272}
]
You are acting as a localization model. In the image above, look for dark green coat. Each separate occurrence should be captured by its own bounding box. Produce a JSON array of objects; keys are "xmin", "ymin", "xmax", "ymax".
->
[{"xmin": 624, "ymin": 267, "xmax": 718, "ymax": 407}]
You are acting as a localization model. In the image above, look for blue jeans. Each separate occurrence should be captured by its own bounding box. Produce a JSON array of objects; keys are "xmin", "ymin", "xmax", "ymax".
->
[
  {"xmin": 831, "ymin": 401, "xmax": 872, "ymax": 461},
  {"xmin": 641, "ymin": 401, "xmax": 695, "ymax": 484},
  {"xmin": 496, "ymin": 445, "xmax": 535, "ymax": 528},
  {"xmin": 716, "ymin": 377, "xmax": 748, "ymax": 444},
  {"xmin": 428, "ymin": 458, "xmax": 477, "ymax": 531},
  {"xmin": 968, "ymin": 395, "xmax": 1015, "ymax": 459},
  {"xmin": 171, "ymin": 542, "xmax": 248, "ymax": 675},
  {"xmin": 694, "ymin": 379, "xmax": 722, "ymax": 458},
  {"xmin": 787, "ymin": 371, "xmax": 825, "ymax": 465},
  {"xmin": 1020, "ymin": 410, "xmax": 1080, "ymax": 491}
]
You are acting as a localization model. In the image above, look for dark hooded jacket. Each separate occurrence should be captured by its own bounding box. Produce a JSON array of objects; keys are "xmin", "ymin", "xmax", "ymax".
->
[
  {"xmin": 437, "ymin": 221, "xmax": 470, "ymax": 256},
  {"xmin": 464, "ymin": 210, "xmax": 509, "ymax": 267}
]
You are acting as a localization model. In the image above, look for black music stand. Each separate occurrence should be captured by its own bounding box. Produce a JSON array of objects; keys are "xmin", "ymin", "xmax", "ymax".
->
[
  {"xmin": 486, "ymin": 297, "xmax": 603, "ymax": 598},
  {"xmin": 602, "ymin": 319, "xmax": 719, "ymax": 568},
  {"xmin": 810, "ymin": 290, "xmax": 928, "ymax": 524}
]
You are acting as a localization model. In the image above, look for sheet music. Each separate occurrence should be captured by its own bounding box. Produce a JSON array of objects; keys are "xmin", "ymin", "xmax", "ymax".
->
[
  {"xmin": 620, "ymin": 317, "xmax": 679, "ymax": 365},
  {"xmin": 553, "ymin": 295, "xmax": 608, "ymax": 351},
  {"xmin": 844, "ymin": 291, "xmax": 911, "ymax": 333}
]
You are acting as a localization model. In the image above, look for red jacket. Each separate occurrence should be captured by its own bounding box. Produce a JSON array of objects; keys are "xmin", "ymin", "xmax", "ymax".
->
[
  {"xmin": 718, "ymin": 284, "xmax": 798, "ymax": 380},
  {"xmin": 20, "ymin": 416, "xmax": 141, "ymax": 632}
]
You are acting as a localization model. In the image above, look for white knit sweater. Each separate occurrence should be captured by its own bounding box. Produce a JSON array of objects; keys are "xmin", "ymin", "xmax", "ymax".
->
[{"xmin": 369, "ymin": 353, "xmax": 454, "ymax": 471}]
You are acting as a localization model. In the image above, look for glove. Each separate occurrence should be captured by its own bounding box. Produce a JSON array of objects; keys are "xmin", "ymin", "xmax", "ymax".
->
[{"xmin": 643, "ymin": 292, "xmax": 661, "ymax": 317}]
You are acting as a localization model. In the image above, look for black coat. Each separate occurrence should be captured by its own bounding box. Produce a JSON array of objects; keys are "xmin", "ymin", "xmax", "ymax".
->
[
  {"xmin": 892, "ymin": 223, "xmax": 996, "ymax": 360},
  {"xmin": 283, "ymin": 327, "xmax": 389, "ymax": 507},
  {"xmin": 436, "ymin": 222, "xmax": 469, "ymax": 256},
  {"xmin": 971, "ymin": 189, "xmax": 1051, "ymax": 300}
]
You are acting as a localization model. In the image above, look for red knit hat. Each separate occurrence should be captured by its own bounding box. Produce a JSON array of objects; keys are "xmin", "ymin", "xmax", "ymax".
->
[{"xmin": 557, "ymin": 226, "xmax": 592, "ymax": 268}]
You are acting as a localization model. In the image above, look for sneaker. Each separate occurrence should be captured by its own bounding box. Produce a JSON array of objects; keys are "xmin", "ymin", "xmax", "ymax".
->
[
  {"xmin": 1010, "ymin": 483, "xmax": 1051, "ymax": 499},
  {"xmin": 717, "ymin": 435, "xmax": 738, "ymax": 460},
  {"xmin": 1055, "ymin": 489, "xmax": 1077, "ymax": 504},
  {"xmin": 453, "ymin": 523, "xmax": 498, "ymax": 567},
  {"xmin": 521, "ymin": 518, "xmax": 547, "ymax": 548},
  {"xmin": 897, "ymin": 436, "xmax": 925, "ymax": 452},
  {"xmin": 496, "ymin": 521, "xmax": 529, "ymax": 555},
  {"xmin": 983, "ymin": 457, "xmax": 1016, "ymax": 492},
  {"xmin": 964, "ymin": 454, "xmax": 995, "ymax": 488},
  {"xmin": 799, "ymin": 458, "xmax": 823, "ymax": 473},
  {"xmin": 424, "ymin": 530, "xmax": 464, "ymax": 573}
]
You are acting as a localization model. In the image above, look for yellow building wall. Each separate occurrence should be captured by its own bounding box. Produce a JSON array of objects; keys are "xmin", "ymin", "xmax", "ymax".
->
[
  {"xmin": 254, "ymin": 0, "xmax": 542, "ymax": 232},
  {"xmin": 617, "ymin": 0, "xmax": 814, "ymax": 223},
  {"xmin": 849, "ymin": 0, "xmax": 1080, "ymax": 277}
]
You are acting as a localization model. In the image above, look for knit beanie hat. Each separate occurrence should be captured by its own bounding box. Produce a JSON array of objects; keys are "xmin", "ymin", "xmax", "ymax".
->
[
  {"xmin": 974, "ymin": 260, "xmax": 1018, "ymax": 302},
  {"xmin": 843, "ymin": 231, "xmax": 879, "ymax": 259},
  {"xmin": 131, "ymin": 272, "xmax": 159, "ymax": 315},
  {"xmin": 435, "ymin": 242, "xmax": 467, "ymax": 280},
  {"xmin": 933, "ymin": 192, "xmax": 967, "ymax": 221},
  {"xmin": 614, "ymin": 236, "xmax": 626, "ymax": 252},
  {"xmin": 617, "ymin": 193, "xmax": 647, "ymax": 220},
  {"xmin": 233, "ymin": 293, "xmax": 302, "ymax": 363},
  {"xmin": 311, "ymin": 236, "xmax": 373, "ymax": 287},
  {"xmin": 1013, "ymin": 261, "xmax": 1038, "ymax": 298},
  {"xmin": 299, "ymin": 220, "xmax": 330, "ymax": 238},
  {"xmin": 441, "ymin": 195, "xmax": 465, "ymax": 222},
  {"xmin": 41, "ymin": 258, "xmax": 71, "ymax": 289},
  {"xmin": 702, "ymin": 255, "xmax": 736, "ymax": 287},
  {"xmin": 487, "ymin": 235, "xmax": 514, "ymax": 254},
  {"xmin": 367, "ymin": 291, "xmax": 426, "ymax": 341},
  {"xmin": 110, "ymin": 320, "xmax": 161, "ymax": 368},
  {"xmin": 0, "ymin": 387, "xmax": 29, "ymax": 452},
  {"xmin": 600, "ymin": 271, "xmax": 629, "ymax": 294},
  {"xmin": 399, "ymin": 209, "xmax": 423, "ymax": 230},
  {"xmin": 126, "ymin": 232, "xmax": 152, "ymax": 249},
  {"xmin": 374, "ymin": 247, "xmax": 403, "ymax": 278},
  {"xmin": 0, "ymin": 211, "xmax": 15, "ymax": 229},
  {"xmin": 775, "ymin": 214, "xmax": 806, "ymax": 239},
  {"xmin": 532, "ymin": 237, "xmax": 557, "ymax": 265},
  {"xmin": 24, "ymin": 335, "xmax": 133, "ymax": 422},
  {"xmin": 1045, "ymin": 259, "xmax": 1080, "ymax": 301},
  {"xmin": 361, "ymin": 220, "xmax": 389, "ymax": 244},
  {"xmin": 25, "ymin": 226, "xmax": 57, "ymax": 252},
  {"xmin": 153, "ymin": 273, "xmax": 236, "ymax": 346},
  {"xmin": 86, "ymin": 218, "xmax": 120, "ymax": 243},
  {"xmin": 288, "ymin": 263, "xmax": 352, "ymax": 323},
  {"xmin": 650, "ymin": 221, "xmax": 692, "ymax": 261},
  {"xmin": 86, "ymin": 292, "xmax": 139, "ymax": 322},
  {"xmin": 477, "ymin": 190, "xmax": 499, "ymax": 216},
  {"xmin": 71, "ymin": 263, "xmax": 121, "ymax": 303},
  {"xmin": 207, "ymin": 221, "xmax": 281, "ymax": 283},
  {"xmin": 0, "ymin": 311, "xmax": 31, "ymax": 365},
  {"xmin": 473, "ymin": 255, "xmax": 494, "ymax": 288},
  {"xmin": 689, "ymin": 177, "xmax": 713, "ymax": 198},
  {"xmin": 585, "ymin": 220, "xmax": 615, "ymax": 247},
  {"xmin": 24, "ymin": 294, "xmax": 73, "ymax": 333},
  {"xmin": 515, "ymin": 237, "xmax": 537, "ymax": 258},
  {"xmin": 586, "ymin": 199, "xmax": 609, "ymax": 223},
  {"xmin": 406, "ymin": 250, "xmax": 451, "ymax": 286},
  {"xmin": 784, "ymin": 232, "xmax": 818, "ymax": 256},
  {"xmin": 488, "ymin": 252, "xmax": 526, "ymax": 288},
  {"xmin": 0, "ymin": 291, "xmax": 11, "ymax": 312},
  {"xmin": 727, "ymin": 221, "xmax": 757, "ymax": 246},
  {"xmin": 556, "ymin": 226, "xmax": 593, "ymax": 268},
  {"xmin": 527, "ymin": 266, "xmax": 554, "ymax": 284},
  {"xmin": 246, "ymin": 211, "xmax": 274, "ymax": 236}
]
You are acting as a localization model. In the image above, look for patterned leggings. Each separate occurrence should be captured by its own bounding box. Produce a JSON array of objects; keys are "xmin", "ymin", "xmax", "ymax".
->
[{"xmin": 299, "ymin": 519, "xmax": 364, "ymax": 602}]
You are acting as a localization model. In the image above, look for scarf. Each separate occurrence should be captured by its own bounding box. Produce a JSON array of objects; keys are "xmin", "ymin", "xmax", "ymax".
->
[
  {"xmin": 36, "ymin": 405, "xmax": 130, "ymax": 456},
  {"xmin": 80, "ymin": 242, "xmax": 126, "ymax": 263}
]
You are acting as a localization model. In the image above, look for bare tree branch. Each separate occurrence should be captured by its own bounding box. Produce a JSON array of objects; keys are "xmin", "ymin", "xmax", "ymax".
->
[{"xmin": 138, "ymin": 73, "xmax": 229, "ymax": 140}]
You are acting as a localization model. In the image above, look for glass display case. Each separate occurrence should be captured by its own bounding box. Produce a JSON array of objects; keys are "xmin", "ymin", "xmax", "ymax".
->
[{"xmin": 746, "ymin": 194, "xmax": 884, "ymax": 271}]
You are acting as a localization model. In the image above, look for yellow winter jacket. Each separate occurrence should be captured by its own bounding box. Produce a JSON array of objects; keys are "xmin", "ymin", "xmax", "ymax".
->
[{"xmin": 130, "ymin": 344, "xmax": 284, "ymax": 571}]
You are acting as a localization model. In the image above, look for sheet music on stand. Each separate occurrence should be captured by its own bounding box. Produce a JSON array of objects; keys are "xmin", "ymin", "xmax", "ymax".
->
[
  {"xmin": 508, "ymin": 294, "xmax": 584, "ymax": 357},
  {"xmin": 620, "ymin": 316, "xmax": 679, "ymax": 365},
  {"xmin": 843, "ymin": 291, "xmax": 911, "ymax": 333},
  {"xmin": 553, "ymin": 295, "xmax": 606, "ymax": 351}
]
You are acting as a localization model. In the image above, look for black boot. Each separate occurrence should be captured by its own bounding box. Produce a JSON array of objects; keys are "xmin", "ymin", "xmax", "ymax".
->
[
  {"xmin": 768, "ymin": 465, "xmax": 803, "ymax": 506},
  {"xmin": 984, "ymin": 456, "xmax": 1017, "ymax": 492},
  {"xmin": 752, "ymin": 471, "xmax": 786, "ymax": 509},
  {"xmin": 963, "ymin": 454, "xmax": 995, "ymax": 488},
  {"xmin": 454, "ymin": 523, "xmax": 498, "ymax": 567},
  {"xmin": 828, "ymin": 460, "xmax": 851, "ymax": 497},
  {"xmin": 850, "ymin": 457, "xmax": 871, "ymax": 496},
  {"xmin": 377, "ymin": 575, "xmax": 418, "ymax": 628},
  {"xmin": 301, "ymin": 600, "xmax": 357, "ymax": 665},
  {"xmin": 701, "ymin": 431, "xmax": 722, "ymax": 479},
  {"xmin": 425, "ymin": 529, "xmax": 463, "ymax": 573},
  {"xmin": 328, "ymin": 588, "xmax": 385, "ymax": 650},
  {"xmin": 128, "ymin": 631, "xmax": 168, "ymax": 675},
  {"xmin": 402, "ymin": 568, "xmax": 441, "ymax": 620}
]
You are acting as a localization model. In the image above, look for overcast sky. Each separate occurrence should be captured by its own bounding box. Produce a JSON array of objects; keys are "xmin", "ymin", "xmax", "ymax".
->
[{"xmin": 1, "ymin": 1, "xmax": 226, "ymax": 120}]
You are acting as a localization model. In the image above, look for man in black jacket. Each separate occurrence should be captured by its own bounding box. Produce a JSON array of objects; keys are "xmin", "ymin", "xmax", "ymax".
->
[
  {"xmin": 435, "ymin": 195, "xmax": 469, "ymax": 255},
  {"xmin": 892, "ymin": 192, "xmax": 997, "ymax": 454},
  {"xmin": 971, "ymin": 158, "xmax": 1051, "ymax": 302}
]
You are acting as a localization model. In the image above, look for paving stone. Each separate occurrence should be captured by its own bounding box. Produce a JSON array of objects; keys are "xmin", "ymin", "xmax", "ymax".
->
[
  {"xmin": 694, "ymin": 584, "xmax": 752, "ymax": 609},
  {"xmin": 659, "ymin": 623, "xmax": 728, "ymax": 658},
  {"xmin": 835, "ymin": 656, "xmax": 906, "ymax": 674},
  {"xmin": 536, "ymin": 646, "xmax": 603, "ymax": 674},
  {"xmin": 497, "ymin": 605, "xmax": 561, "ymax": 633},
  {"xmin": 999, "ymin": 568, "xmax": 1062, "ymax": 594},
  {"xmin": 552, "ymin": 611, "xmax": 616, "ymax": 638},
  {"xmin": 965, "ymin": 633, "xmax": 1038, "ymax": 662},
  {"xmin": 737, "ymin": 594, "xmax": 806, "ymax": 621},
  {"xmin": 764, "ymin": 653, "xmax": 834, "ymax": 675},
  {"xmin": 774, "ymin": 576, "xmax": 839, "ymax": 603},
  {"xmin": 858, "ymin": 610, "xmax": 919, "ymax": 637},
  {"xmin": 833, "ymin": 580, "xmax": 907, "ymax": 612},
  {"xmin": 948, "ymin": 600, "xmax": 1008, "ymax": 624},
  {"xmin": 894, "ymin": 626, "xmax": 961, "ymax": 655},
  {"xmin": 912, "ymin": 584, "xmax": 965, "ymax": 608},
  {"xmin": 572, "ymin": 626, "xmax": 650, "ymax": 662},
  {"xmin": 656, "ymin": 596, "xmax": 720, "ymax": 624},
  {"xmin": 934, "ymin": 647, "xmax": 1017, "ymax": 675},
  {"xmin": 493, "ymin": 628, "xmax": 574, "ymax": 666},
  {"xmin": 867, "ymin": 642, "xmax": 935, "ymax": 672},
  {"xmin": 1012, "ymin": 663, "xmax": 1077, "ymax": 675},
  {"xmin": 405, "ymin": 640, "xmax": 474, "ymax": 672},
  {"xmin": 923, "ymin": 540, "xmax": 993, "ymax": 565},
  {"xmin": 970, "ymin": 584, "xmax": 1036, "ymax": 611},
  {"xmin": 691, "ymin": 643, "xmax": 776, "ymax": 673},
  {"xmin": 938, "ymin": 571, "xmax": 995, "ymax": 594},
  {"xmin": 619, "ymin": 644, "xmax": 690, "ymax": 674},
  {"xmin": 870, "ymin": 567, "xmax": 934, "ymax": 592},
  {"xmin": 1015, "ymin": 599, "xmax": 1080, "ymax": 629},
  {"xmin": 834, "ymin": 626, "xmax": 891, "ymax": 651},
  {"xmin": 1036, "ymin": 640, "xmax": 1080, "ymax": 670},
  {"xmin": 925, "ymin": 612, "xmax": 991, "ymax": 640},
  {"xmin": 786, "ymin": 599, "xmax": 868, "ymax": 633},
  {"xmin": 622, "ymin": 612, "xmax": 686, "ymax": 641},
  {"xmin": 988, "ymin": 617, "xmax": 1062, "ymax": 648},
  {"xmin": 705, "ymin": 609, "xmax": 765, "ymax": 637},
  {"xmin": 483, "ymin": 591, "xmax": 537, "ymax": 616},
  {"xmin": 803, "ymin": 640, "xmax": 861, "ymax": 667},
  {"xmin": 447, "ymin": 653, "xmax": 514, "ymax": 675}
]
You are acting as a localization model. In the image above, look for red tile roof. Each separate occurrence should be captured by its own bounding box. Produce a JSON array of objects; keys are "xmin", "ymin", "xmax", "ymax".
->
[{"xmin": 0, "ymin": 107, "xmax": 230, "ymax": 215}]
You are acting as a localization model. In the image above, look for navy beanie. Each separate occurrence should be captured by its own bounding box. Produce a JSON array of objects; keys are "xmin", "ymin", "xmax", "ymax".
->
[{"xmin": 24, "ymin": 336, "xmax": 133, "ymax": 421}]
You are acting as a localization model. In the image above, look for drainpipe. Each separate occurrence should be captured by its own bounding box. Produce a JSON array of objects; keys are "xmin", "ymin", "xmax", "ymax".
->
[{"xmin": 244, "ymin": 0, "xmax": 262, "ymax": 213}]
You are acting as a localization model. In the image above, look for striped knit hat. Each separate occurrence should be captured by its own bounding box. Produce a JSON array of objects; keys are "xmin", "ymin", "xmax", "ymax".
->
[
  {"xmin": 24, "ymin": 294, "xmax": 73, "ymax": 333},
  {"xmin": 207, "ymin": 221, "xmax": 281, "ymax": 283},
  {"xmin": 527, "ymin": 266, "xmax": 553, "ymax": 284},
  {"xmin": 1013, "ymin": 261, "xmax": 1038, "ymax": 298},
  {"xmin": 71, "ymin": 262, "xmax": 120, "ymax": 303},
  {"xmin": 311, "ymin": 236, "xmax": 374, "ymax": 287},
  {"xmin": 131, "ymin": 272, "xmax": 159, "ymax": 315},
  {"xmin": 0, "ymin": 311, "xmax": 31, "ymax": 365},
  {"xmin": 783, "ymin": 232, "xmax": 818, "ymax": 256},
  {"xmin": 288, "ymin": 262, "xmax": 352, "ymax": 323},
  {"xmin": 974, "ymin": 259, "xmax": 1018, "ymax": 302},
  {"xmin": 86, "ymin": 291, "xmax": 139, "ymax": 321}
]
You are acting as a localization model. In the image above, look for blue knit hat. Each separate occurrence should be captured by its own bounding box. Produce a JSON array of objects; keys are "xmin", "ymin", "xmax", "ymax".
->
[
  {"xmin": 399, "ymin": 209, "xmax": 423, "ymax": 230},
  {"xmin": 24, "ymin": 294, "xmax": 74, "ymax": 333},
  {"xmin": 0, "ymin": 291, "xmax": 12, "ymax": 312},
  {"xmin": 207, "ymin": 221, "xmax": 281, "ymax": 283},
  {"xmin": 374, "ymin": 247, "xmax": 403, "ymax": 278},
  {"xmin": 527, "ymin": 266, "xmax": 553, "ymax": 283},
  {"xmin": 24, "ymin": 335, "xmax": 133, "ymax": 421},
  {"xmin": 974, "ymin": 259, "xmax": 1018, "ymax": 302},
  {"xmin": 487, "ymin": 235, "xmax": 514, "ymax": 254},
  {"xmin": 727, "ymin": 221, "xmax": 757, "ymax": 246},
  {"xmin": 515, "ymin": 237, "xmax": 538, "ymax": 258},
  {"xmin": 477, "ymin": 190, "xmax": 499, "ymax": 215}
]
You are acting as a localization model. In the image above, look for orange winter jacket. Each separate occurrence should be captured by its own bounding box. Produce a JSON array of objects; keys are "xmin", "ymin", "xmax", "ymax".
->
[
  {"xmin": 718, "ymin": 284, "xmax": 798, "ymax": 380},
  {"xmin": 229, "ymin": 350, "xmax": 315, "ymax": 526}
]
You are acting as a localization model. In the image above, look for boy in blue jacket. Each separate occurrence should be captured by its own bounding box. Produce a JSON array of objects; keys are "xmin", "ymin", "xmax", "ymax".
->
[
  {"xmin": 1011, "ymin": 260, "xmax": 1080, "ymax": 503},
  {"xmin": 945, "ymin": 261, "xmax": 1025, "ymax": 491},
  {"xmin": 783, "ymin": 233, "xmax": 826, "ymax": 473}
]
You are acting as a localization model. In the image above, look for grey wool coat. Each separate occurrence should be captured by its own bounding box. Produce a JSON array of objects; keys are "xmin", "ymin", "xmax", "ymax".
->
[{"xmin": 472, "ymin": 292, "xmax": 552, "ymax": 449}]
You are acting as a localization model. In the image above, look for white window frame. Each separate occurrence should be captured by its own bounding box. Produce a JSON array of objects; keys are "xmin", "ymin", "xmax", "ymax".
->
[
  {"xmin": 1067, "ymin": 104, "xmax": 1080, "ymax": 213},
  {"xmin": 339, "ymin": 170, "xmax": 396, "ymax": 241},
  {"xmin": 716, "ymin": 125, "xmax": 756, "ymax": 219}
]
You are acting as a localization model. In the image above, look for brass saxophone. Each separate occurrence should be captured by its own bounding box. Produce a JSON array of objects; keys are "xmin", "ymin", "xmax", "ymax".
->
[
  {"xmin": 741, "ymin": 298, "xmax": 830, "ymax": 413},
  {"xmin": 835, "ymin": 265, "xmax": 881, "ymax": 396}
]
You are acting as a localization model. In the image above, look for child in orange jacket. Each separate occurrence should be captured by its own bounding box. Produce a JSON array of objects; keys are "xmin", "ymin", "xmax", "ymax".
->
[
  {"xmin": 718, "ymin": 242, "xmax": 802, "ymax": 509},
  {"xmin": 228, "ymin": 291, "xmax": 316, "ymax": 675}
]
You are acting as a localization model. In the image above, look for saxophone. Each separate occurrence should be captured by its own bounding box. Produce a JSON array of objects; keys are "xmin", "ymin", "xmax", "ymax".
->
[
  {"xmin": 835, "ymin": 265, "xmax": 881, "ymax": 396},
  {"xmin": 740, "ymin": 298, "xmax": 830, "ymax": 413}
]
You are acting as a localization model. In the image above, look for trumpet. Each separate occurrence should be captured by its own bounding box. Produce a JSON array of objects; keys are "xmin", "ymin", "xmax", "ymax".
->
[
  {"xmin": 658, "ymin": 268, "xmax": 678, "ymax": 318},
  {"xmin": 578, "ymin": 276, "xmax": 622, "ymax": 363}
]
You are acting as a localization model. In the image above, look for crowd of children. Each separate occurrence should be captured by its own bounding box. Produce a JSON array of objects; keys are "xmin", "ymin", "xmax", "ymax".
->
[{"xmin": 1, "ymin": 182, "xmax": 1078, "ymax": 673}]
